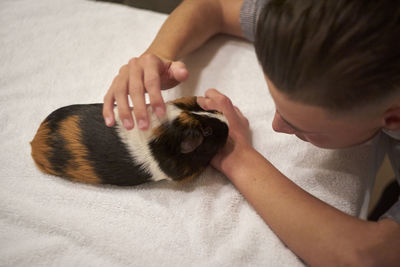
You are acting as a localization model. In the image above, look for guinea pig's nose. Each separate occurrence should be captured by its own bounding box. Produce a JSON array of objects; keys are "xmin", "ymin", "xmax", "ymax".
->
[{"xmin": 202, "ymin": 126, "xmax": 213, "ymax": 137}]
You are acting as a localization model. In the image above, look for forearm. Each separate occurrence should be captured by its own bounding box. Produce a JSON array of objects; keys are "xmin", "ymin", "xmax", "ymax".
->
[
  {"xmin": 144, "ymin": 0, "xmax": 241, "ymax": 60},
  {"xmin": 224, "ymin": 147, "xmax": 399, "ymax": 266}
]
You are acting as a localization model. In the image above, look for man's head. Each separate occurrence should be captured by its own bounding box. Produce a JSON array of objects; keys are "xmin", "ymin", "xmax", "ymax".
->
[{"xmin": 254, "ymin": 0, "xmax": 400, "ymax": 148}]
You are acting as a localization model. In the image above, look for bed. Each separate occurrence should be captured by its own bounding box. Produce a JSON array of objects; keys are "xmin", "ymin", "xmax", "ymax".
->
[{"xmin": 0, "ymin": 0, "xmax": 386, "ymax": 266}]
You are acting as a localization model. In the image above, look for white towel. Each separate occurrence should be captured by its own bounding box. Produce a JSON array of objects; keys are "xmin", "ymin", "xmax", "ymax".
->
[{"xmin": 0, "ymin": 0, "xmax": 384, "ymax": 266}]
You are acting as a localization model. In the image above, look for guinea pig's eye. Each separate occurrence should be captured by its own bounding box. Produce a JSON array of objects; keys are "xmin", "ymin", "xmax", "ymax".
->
[{"xmin": 202, "ymin": 126, "xmax": 213, "ymax": 137}]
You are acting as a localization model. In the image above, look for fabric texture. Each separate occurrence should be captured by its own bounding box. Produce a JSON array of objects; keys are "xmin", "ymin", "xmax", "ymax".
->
[
  {"xmin": 0, "ymin": 0, "xmax": 383, "ymax": 266},
  {"xmin": 239, "ymin": 0, "xmax": 270, "ymax": 42}
]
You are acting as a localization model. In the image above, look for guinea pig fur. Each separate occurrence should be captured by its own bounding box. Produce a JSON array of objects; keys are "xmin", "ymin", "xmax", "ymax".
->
[{"xmin": 30, "ymin": 97, "xmax": 229, "ymax": 186}]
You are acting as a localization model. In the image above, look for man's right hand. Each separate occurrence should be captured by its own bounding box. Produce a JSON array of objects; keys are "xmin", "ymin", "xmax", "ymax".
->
[{"xmin": 103, "ymin": 53, "xmax": 189, "ymax": 130}]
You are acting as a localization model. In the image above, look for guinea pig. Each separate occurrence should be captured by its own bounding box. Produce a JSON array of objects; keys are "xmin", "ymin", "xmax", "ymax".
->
[{"xmin": 30, "ymin": 97, "xmax": 229, "ymax": 186}]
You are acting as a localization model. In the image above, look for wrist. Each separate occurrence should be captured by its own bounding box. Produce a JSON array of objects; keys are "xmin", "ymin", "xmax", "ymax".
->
[
  {"xmin": 142, "ymin": 47, "xmax": 176, "ymax": 62},
  {"xmin": 218, "ymin": 141, "xmax": 255, "ymax": 178}
]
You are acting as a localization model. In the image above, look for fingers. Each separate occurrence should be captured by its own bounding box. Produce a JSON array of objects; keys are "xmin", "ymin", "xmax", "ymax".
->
[
  {"xmin": 115, "ymin": 66, "xmax": 134, "ymax": 130},
  {"xmin": 128, "ymin": 58, "xmax": 148, "ymax": 130},
  {"xmin": 143, "ymin": 56, "xmax": 165, "ymax": 119},
  {"xmin": 205, "ymin": 89, "xmax": 233, "ymax": 110},
  {"xmin": 103, "ymin": 90, "xmax": 115, "ymax": 127},
  {"xmin": 160, "ymin": 61, "xmax": 189, "ymax": 89},
  {"xmin": 129, "ymin": 54, "xmax": 165, "ymax": 129},
  {"xmin": 196, "ymin": 96, "xmax": 210, "ymax": 111},
  {"xmin": 233, "ymin": 105, "xmax": 250, "ymax": 127},
  {"xmin": 197, "ymin": 89, "xmax": 249, "ymax": 129},
  {"xmin": 103, "ymin": 53, "xmax": 188, "ymax": 130},
  {"xmin": 170, "ymin": 61, "xmax": 189, "ymax": 82},
  {"xmin": 204, "ymin": 89, "xmax": 237, "ymax": 122},
  {"xmin": 103, "ymin": 66, "xmax": 134, "ymax": 129}
]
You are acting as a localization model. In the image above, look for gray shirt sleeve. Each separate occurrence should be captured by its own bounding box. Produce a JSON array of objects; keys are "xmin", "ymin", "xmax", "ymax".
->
[
  {"xmin": 239, "ymin": 0, "xmax": 270, "ymax": 42},
  {"xmin": 380, "ymin": 131, "xmax": 400, "ymax": 224},
  {"xmin": 381, "ymin": 198, "xmax": 400, "ymax": 223}
]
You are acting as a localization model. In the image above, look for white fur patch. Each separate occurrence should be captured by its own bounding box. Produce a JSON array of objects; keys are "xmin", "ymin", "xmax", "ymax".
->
[
  {"xmin": 114, "ymin": 103, "xmax": 228, "ymax": 182},
  {"xmin": 114, "ymin": 104, "xmax": 181, "ymax": 182},
  {"xmin": 192, "ymin": 111, "xmax": 229, "ymax": 126}
]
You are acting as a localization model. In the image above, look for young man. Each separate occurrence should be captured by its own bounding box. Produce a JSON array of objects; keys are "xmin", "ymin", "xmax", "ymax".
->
[{"xmin": 103, "ymin": 0, "xmax": 400, "ymax": 265}]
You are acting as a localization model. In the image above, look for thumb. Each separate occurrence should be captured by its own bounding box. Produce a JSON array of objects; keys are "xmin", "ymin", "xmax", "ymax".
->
[{"xmin": 169, "ymin": 61, "xmax": 189, "ymax": 82}]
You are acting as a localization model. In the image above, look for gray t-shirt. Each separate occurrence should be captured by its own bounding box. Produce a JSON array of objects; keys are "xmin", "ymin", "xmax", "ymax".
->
[
  {"xmin": 380, "ymin": 130, "xmax": 400, "ymax": 223},
  {"xmin": 239, "ymin": 0, "xmax": 400, "ymax": 223},
  {"xmin": 240, "ymin": 0, "xmax": 270, "ymax": 42}
]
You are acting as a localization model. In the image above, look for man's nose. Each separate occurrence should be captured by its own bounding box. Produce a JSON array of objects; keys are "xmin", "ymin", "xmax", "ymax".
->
[{"xmin": 272, "ymin": 111, "xmax": 296, "ymax": 134}]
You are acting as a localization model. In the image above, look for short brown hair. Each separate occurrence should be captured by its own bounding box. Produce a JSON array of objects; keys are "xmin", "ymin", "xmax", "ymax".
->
[{"xmin": 255, "ymin": 0, "xmax": 400, "ymax": 114}]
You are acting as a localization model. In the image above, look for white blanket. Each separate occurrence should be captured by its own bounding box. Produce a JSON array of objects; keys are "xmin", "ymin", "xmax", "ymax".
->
[{"xmin": 0, "ymin": 0, "xmax": 385, "ymax": 266}]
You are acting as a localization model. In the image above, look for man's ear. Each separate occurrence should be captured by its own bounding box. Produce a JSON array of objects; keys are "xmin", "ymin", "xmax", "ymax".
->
[
  {"xmin": 180, "ymin": 129, "xmax": 204, "ymax": 154},
  {"xmin": 383, "ymin": 104, "xmax": 400, "ymax": 131}
]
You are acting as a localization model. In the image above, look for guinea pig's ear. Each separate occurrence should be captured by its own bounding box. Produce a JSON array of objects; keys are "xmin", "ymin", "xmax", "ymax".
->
[{"xmin": 180, "ymin": 129, "xmax": 204, "ymax": 154}]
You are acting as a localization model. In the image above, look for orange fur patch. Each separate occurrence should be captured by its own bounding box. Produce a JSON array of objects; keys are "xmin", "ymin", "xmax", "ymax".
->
[
  {"xmin": 176, "ymin": 169, "xmax": 203, "ymax": 184},
  {"xmin": 178, "ymin": 112, "xmax": 200, "ymax": 127},
  {"xmin": 30, "ymin": 121, "xmax": 58, "ymax": 176},
  {"xmin": 152, "ymin": 124, "xmax": 167, "ymax": 140},
  {"xmin": 58, "ymin": 116, "xmax": 100, "ymax": 184}
]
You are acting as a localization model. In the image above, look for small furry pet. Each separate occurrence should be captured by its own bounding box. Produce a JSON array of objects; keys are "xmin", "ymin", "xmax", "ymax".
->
[{"xmin": 31, "ymin": 97, "xmax": 229, "ymax": 186}]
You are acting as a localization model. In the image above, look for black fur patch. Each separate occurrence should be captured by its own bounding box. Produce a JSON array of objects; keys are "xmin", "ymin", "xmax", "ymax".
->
[
  {"xmin": 43, "ymin": 107, "xmax": 75, "ymax": 176},
  {"xmin": 47, "ymin": 131, "xmax": 73, "ymax": 176},
  {"xmin": 172, "ymin": 99, "xmax": 203, "ymax": 112},
  {"xmin": 149, "ymin": 112, "xmax": 228, "ymax": 181},
  {"xmin": 172, "ymin": 97, "xmax": 218, "ymax": 114},
  {"xmin": 46, "ymin": 104, "xmax": 152, "ymax": 186}
]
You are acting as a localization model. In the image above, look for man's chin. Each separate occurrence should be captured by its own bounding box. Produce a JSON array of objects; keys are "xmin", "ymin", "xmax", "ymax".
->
[
  {"xmin": 295, "ymin": 134, "xmax": 338, "ymax": 149},
  {"xmin": 295, "ymin": 134, "xmax": 308, "ymax": 142}
]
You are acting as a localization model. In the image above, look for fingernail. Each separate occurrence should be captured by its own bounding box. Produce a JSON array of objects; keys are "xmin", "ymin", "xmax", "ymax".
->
[
  {"xmin": 138, "ymin": 119, "xmax": 148, "ymax": 130},
  {"xmin": 105, "ymin": 117, "xmax": 112, "ymax": 126},
  {"xmin": 123, "ymin": 119, "xmax": 134, "ymax": 129},
  {"xmin": 155, "ymin": 107, "xmax": 165, "ymax": 117}
]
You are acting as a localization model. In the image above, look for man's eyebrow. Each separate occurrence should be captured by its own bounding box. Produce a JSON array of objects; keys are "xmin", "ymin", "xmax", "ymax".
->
[{"xmin": 276, "ymin": 110, "xmax": 313, "ymax": 133}]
